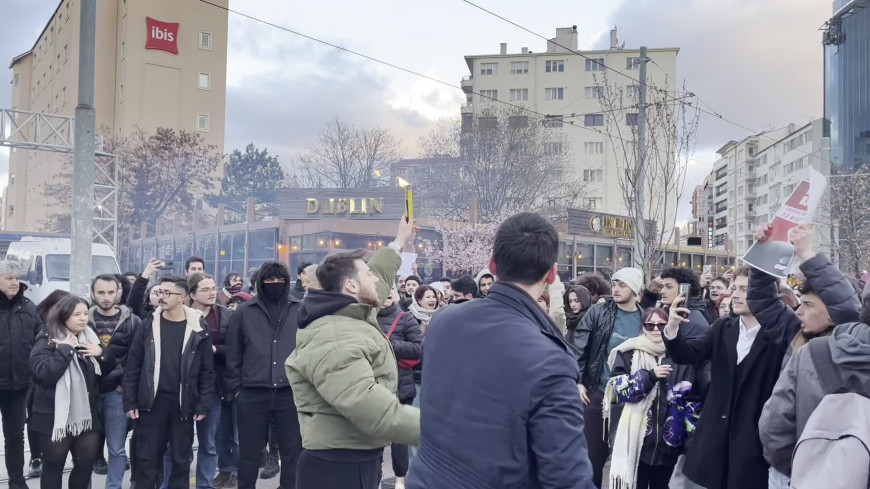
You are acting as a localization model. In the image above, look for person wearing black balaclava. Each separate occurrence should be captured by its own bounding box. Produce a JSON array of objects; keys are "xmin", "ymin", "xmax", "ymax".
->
[
  {"xmin": 218, "ymin": 272, "xmax": 244, "ymax": 306},
  {"xmin": 225, "ymin": 261, "xmax": 303, "ymax": 489}
]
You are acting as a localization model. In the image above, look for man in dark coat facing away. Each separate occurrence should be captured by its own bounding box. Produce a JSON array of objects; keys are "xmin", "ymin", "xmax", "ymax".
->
[
  {"xmin": 661, "ymin": 223, "xmax": 803, "ymax": 489},
  {"xmin": 409, "ymin": 213, "xmax": 595, "ymax": 489}
]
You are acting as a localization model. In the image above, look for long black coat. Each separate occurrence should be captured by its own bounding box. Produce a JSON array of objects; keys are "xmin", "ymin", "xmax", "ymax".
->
[
  {"xmin": 664, "ymin": 269, "xmax": 801, "ymax": 489},
  {"xmin": 376, "ymin": 304, "xmax": 423, "ymax": 402}
]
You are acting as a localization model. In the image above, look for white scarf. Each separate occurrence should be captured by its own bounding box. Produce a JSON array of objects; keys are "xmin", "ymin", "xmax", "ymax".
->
[
  {"xmin": 603, "ymin": 335, "xmax": 666, "ymax": 489},
  {"xmin": 52, "ymin": 327, "xmax": 101, "ymax": 442},
  {"xmin": 408, "ymin": 301, "xmax": 437, "ymax": 324}
]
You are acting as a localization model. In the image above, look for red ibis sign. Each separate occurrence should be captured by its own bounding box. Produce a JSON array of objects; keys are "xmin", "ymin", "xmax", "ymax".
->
[{"xmin": 145, "ymin": 17, "xmax": 179, "ymax": 55}]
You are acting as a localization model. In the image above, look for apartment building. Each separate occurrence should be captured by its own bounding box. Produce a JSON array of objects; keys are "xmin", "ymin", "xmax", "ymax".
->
[
  {"xmin": 460, "ymin": 27, "xmax": 679, "ymax": 218},
  {"xmin": 6, "ymin": 0, "xmax": 228, "ymax": 231}
]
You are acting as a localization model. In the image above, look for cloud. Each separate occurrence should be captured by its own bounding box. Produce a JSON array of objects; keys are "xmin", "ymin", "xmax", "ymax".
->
[{"xmin": 602, "ymin": 0, "xmax": 831, "ymax": 221}]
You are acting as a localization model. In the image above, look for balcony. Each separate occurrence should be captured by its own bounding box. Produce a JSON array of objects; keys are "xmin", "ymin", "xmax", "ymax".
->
[
  {"xmin": 461, "ymin": 76, "xmax": 473, "ymax": 93},
  {"xmin": 461, "ymin": 103, "xmax": 474, "ymax": 114}
]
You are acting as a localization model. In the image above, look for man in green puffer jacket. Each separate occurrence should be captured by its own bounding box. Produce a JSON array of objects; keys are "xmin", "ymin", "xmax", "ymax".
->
[{"xmin": 286, "ymin": 216, "xmax": 420, "ymax": 489}]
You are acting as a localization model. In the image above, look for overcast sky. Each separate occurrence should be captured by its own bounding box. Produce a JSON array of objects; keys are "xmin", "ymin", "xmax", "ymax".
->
[{"xmin": 1, "ymin": 0, "xmax": 833, "ymax": 223}]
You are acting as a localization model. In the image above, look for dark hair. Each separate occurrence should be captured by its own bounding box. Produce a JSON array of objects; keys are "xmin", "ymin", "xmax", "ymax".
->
[
  {"xmin": 404, "ymin": 275, "xmax": 422, "ymax": 286},
  {"xmin": 91, "ymin": 273, "xmax": 120, "ymax": 292},
  {"xmin": 46, "ymin": 295, "xmax": 91, "ymax": 341},
  {"xmin": 184, "ymin": 256, "xmax": 205, "ymax": 272},
  {"xmin": 317, "ymin": 250, "xmax": 367, "ymax": 293},
  {"xmin": 733, "ymin": 267, "xmax": 752, "ymax": 280},
  {"xmin": 297, "ymin": 262, "xmax": 313, "ymax": 277},
  {"xmin": 660, "ymin": 267, "xmax": 702, "ymax": 297},
  {"xmin": 159, "ymin": 275, "xmax": 189, "ymax": 295},
  {"xmin": 492, "ymin": 213, "xmax": 558, "ymax": 285},
  {"xmin": 576, "ymin": 273, "xmax": 612, "ymax": 299},
  {"xmin": 711, "ymin": 276, "xmax": 730, "ymax": 288},
  {"xmin": 223, "ymin": 272, "xmax": 242, "ymax": 288},
  {"xmin": 439, "ymin": 277, "xmax": 452, "ymax": 284},
  {"xmin": 144, "ymin": 283, "xmax": 159, "ymax": 312},
  {"xmin": 797, "ymin": 281, "xmax": 815, "ymax": 296},
  {"xmin": 123, "ymin": 272, "xmax": 138, "ymax": 280},
  {"xmin": 641, "ymin": 307, "xmax": 669, "ymax": 335},
  {"xmin": 188, "ymin": 273, "xmax": 216, "ymax": 295},
  {"xmin": 451, "ymin": 275, "xmax": 478, "ymax": 297},
  {"xmin": 539, "ymin": 289, "xmax": 550, "ymax": 308},
  {"xmin": 414, "ymin": 284, "xmax": 435, "ymax": 303},
  {"xmin": 36, "ymin": 289, "xmax": 72, "ymax": 323},
  {"xmin": 115, "ymin": 273, "xmax": 132, "ymax": 305},
  {"xmin": 478, "ymin": 273, "xmax": 494, "ymax": 284}
]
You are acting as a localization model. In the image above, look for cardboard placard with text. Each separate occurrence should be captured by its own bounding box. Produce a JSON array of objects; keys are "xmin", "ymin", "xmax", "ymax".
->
[{"xmin": 742, "ymin": 168, "xmax": 827, "ymax": 278}]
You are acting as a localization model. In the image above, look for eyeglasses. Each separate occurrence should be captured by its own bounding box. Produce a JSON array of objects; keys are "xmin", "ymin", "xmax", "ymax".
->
[
  {"xmin": 643, "ymin": 322, "xmax": 666, "ymax": 332},
  {"xmin": 156, "ymin": 289, "xmax": 184, "ymax": 298}
]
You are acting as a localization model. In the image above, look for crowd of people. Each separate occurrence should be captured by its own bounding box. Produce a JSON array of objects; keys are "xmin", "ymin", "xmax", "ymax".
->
[{"xmin": 0, "ymin": 214, "xmax": 869, "ymax": 489}]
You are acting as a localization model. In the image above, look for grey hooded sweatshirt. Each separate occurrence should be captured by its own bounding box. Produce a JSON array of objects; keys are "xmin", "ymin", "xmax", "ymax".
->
[{"xmin": 759, "ymin": 322, "xmax": 870, "ymax": 476}]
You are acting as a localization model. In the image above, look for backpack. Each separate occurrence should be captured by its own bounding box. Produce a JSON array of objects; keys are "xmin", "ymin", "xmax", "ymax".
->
[
  {"xmin": 386, "ymin": 312, "xmax": 421, "ymax": 370},
  {"xmin": 789, "ymin": 338, "xmax": 870, "ymax": 489}
]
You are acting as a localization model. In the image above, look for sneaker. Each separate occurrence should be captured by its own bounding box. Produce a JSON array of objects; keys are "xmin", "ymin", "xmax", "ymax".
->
[
  {"xmin": 212, "ymin": 471, "xmax": 232, "ymax": 488},
  {"xmin": 224, "ymin": 474, "xmax": 238, "ymax": 488},
  {"xmin": 93, "ymin": 458, "xmax": 108, "ymax": 475},
  {"xmin": 27, "ymin": 459, "xmax": 42, "ymax": 478},
  {"xmin": 259, "ymin": 453, "xmax": 279, "ymax": 480}
]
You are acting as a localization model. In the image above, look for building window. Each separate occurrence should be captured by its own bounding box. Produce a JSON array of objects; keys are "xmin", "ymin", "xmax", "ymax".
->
[
  {"xmin": 626, "ymin": 113, "xmax": 638, "ymax": 126},
  {"xmin": 64, "ymin": 44, "xmax": 68, "ymax": 62},
  {"xmin": 119, "ymin": 84, "xmax": 124, "ymax": 101},
  {"xmin": 543, "ymin": 115, "xmax": 563, "ymax": 128},
  {"xmin": 9, "ymin": 174, "xmax": 14, "ymax": 186},
  {"xmin": 584, "ymin": 142, "xmax": 604, "ymax": 154},
  {"xmin": 13, "ymin": 74, "xmax": 20, "ymax": 87},
  {"xmin": 508, "ymin": 116, "xmax": 528, "ymax": 128},
  {"xmin": 120, "ymin": 41, "xmax": 125, "ymax": 59},
  {"xmin": 198, "ymin": 72, "xmax": 211, "ymax": 90},
  {"xmin": 584, "ymin": 114, "xmax": 604, "ymax": 127},
  {"xmin": 480, "ymin": 63, "xmax": 498, "ymax": 75},
  {"xmin": 61, "ymin": 87, "xmax": 66, "ymax": 103},
  {"xmin": 509, "ymin": 88, "xmax": 528, "ymax": 102},
  {"xmin": 479, "ymin": 89, "xmax": 498, "ymax": 102},
  {"xmin": 545, "ymin": 60, "xmax": 565, "ymax": 73},
  {"xmin": 584, "ymin": 86, "xmax": 603, "ymax": 99},
  {"xmin": 585, "ymin": 58, "xmax": 605, "ymax": 71},
  {"xmin": 197, "ymin": 114, "xmax": 210, "ymax": 132},
  {"xmin": 546, "ymin": 142, "xmax": 563, "ymax": 155},
  {"xmin": 584, "ymin": 170, "xmax": 604, "ymax": 182},
  {"xmin": 199, "ymin": 31, "xmax": 212, "ymax": 50},
  {"xmin": 8, "ymin": 205, "xmax": 14, "ymax": 218},
  {"xmin": 626, "ymin": 85, "xmax": 640, "ymax": 100},
  {"xmin": 510, "ymin": 61, "xmax": 529, "ymax": 74},
  {"xmin": 585, "ymin": 197, "xmax": 603, "ymax": 210},
  {"xmin": 478, "ymin": 116, "xmax": 497, "ymax": 130},
  {"xmin": 545, "ymin": 87, "xmax": 564, "ymax": 100},
  {"xmin": 626, "ymin": 57, "xmax": 640, "ymax": 70},
  {"xmin": 56, "ymin": 54, "xmax": 61, "ymax": 70}
]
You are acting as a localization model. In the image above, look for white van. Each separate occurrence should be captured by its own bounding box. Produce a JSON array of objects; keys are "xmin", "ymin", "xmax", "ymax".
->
[{"xmin": 5, "ymin": 237, "xmax": 120, "ymax": 303}]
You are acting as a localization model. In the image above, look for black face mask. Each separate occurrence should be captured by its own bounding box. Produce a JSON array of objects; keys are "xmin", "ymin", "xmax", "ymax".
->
[
  {"xmin": 261, "ymin": 282, "xmax": 285, "ymax": 302},
  {"xmin": 228, "ymin": 284, "xmax": 243, "ymax": 294}
]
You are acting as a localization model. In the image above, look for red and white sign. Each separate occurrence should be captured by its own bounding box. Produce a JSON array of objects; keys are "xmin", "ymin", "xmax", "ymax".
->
[{"xmin": 145, "ymin": 17, "xmax": 179, "ymax": 55}]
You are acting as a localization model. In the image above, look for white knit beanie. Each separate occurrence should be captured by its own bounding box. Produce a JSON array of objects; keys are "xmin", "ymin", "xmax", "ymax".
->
[{"xmin": 611, "ymin": 267, "xmax": 645, "ymax": 297}]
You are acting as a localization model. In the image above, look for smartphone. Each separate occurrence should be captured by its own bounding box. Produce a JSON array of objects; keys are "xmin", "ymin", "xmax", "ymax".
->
[
  {"xmin": 405, "ymin": 185, "xmax": 414, "ymax": 221},
  {"xmin": 159, "ymin": 260, "xmax": 174, "ymax": 270},
  {"xmin": 677, "ymin": 283, "xmax": 692, "ymax": 318},
  {"xmin": 703, "ymin": 265, "xmax": 712, "ymax": 276}
]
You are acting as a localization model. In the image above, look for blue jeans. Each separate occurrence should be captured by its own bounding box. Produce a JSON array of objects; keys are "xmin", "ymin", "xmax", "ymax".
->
[
  {"xmin": 100, "ymin": 390, "xmax": 128, "ymax": 489},
  {"xmin": 769, "ymin": 467, "xmax": 790, "ymax": 489},
  {"xmin": 408, "ymin": 382, "xmax": 422, "ymax": 471},
  {"xmin": 216, "ymin": 399, "xmax": 239, "ymax": 475},
  {"xmin": 161, "ymin": 398, "xmax": 222, "ymax": 489}
]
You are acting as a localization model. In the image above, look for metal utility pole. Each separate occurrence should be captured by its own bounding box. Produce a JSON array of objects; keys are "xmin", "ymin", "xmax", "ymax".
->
[
  {"xmin": 71, "ymin": 0, "xmax": 96, "ymax": 297},
  {"xmin": 633, "ymin": 46, "xmax": 648, "ymax": 271}
]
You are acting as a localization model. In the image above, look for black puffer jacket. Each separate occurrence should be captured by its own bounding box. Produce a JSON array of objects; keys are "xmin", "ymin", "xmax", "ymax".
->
[
  {"xmin": 573, "ymin": 298, "xmax": 708, "ymax": 391},
  {"xmin": 0, "ymin": 285, "xmax": 43, "ymax": 391},
  {"xmin": 209, "ymin": 304, "xmax": 233, "ymax": 398},
  {"xmin": 122, "ymin": 307, "xmax": 215, "ymax": 417},
  {"xmin": 89, "ymin": 305, "xmax": 141, "ymax": 393},
  {"xmin": 29, "ymin": 331, "xmax": 115, "ymax": 430},
  {"xmin": 377, "ymin": 304, "xmax": 423, "ymax": 402},
  {"xmin": 225, "ymin": 261, "xmax": 300, "ymax": 394},
  {"xmin": 610, "ymin": 349, "xmax": 709, "ymax": 467}
]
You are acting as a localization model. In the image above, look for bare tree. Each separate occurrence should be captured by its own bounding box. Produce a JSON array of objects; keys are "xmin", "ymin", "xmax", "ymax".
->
[
  {"xmin": 595, "ymin": 73, "xmax": 700, "ymax": 277},
  {"xmin": 293, "ymin": 119, "xmax": 400, "ymax": 188},
  {"xmin": 416, "ymin": 105, "xmax": 586, "ymax": 222},
  {"xmin": 823, "ymin": 164, "xmax": 870, "ymax": 276}
]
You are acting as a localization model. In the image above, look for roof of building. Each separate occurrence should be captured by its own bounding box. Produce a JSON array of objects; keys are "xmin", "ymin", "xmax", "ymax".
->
[{"xmin": 9, "ymin": 0, "xmax": 64, "ymax": 69}]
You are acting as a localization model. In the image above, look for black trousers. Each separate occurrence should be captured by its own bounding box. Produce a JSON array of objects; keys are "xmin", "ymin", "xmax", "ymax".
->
[
  {"xmin": 237, "ymin": 387, "xmax": 302, "ymax": 489},
  {"xmin": 296, "ymin": 449, "xmax": 381, "ymax": 489},
  {"xmin": 583, "ymin": 389, "xmax": 608, "ymax": 488},
  {"xmin": 636, "ymin": 461, "xmax": 675, "ymax": 489},
  {"xmin": 389, "ymin": 397, "xmax": 414, "ymax": 478},
  {"xmin": 134, "ymin": 396, "xmax": 195, "ymax": 489},
  {"xmin": 0, "ymin": 388, "xmax": 27, "ymax": 485},
  {"xmin": 36, "ymin": 430, "xmax": 101, "ymax": 489}
]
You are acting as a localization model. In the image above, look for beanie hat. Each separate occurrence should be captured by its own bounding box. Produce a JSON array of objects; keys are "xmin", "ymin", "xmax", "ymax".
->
[
  {"xmin": 0, "ymin": 260, "xmax": 22, "ymax": 277},
  {"xmin": 404, "ymin": 275, "xmax": 422, "ymax": 285},
  {"xmin": 611, "ymin": 267, "xmax": 644, "ymax": 297},
  {"xmin": 429, "ymin": 281, "xmax": 445, "ymax": 295}
]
